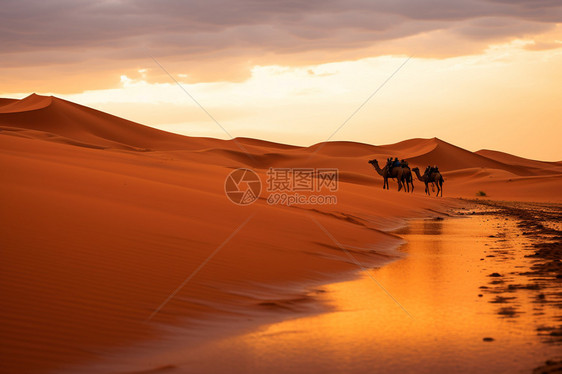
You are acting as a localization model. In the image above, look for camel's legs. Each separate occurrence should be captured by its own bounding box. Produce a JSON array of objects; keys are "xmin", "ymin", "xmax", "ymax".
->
[{"xmin": 397, "ymin": 177, "xmax": 403, "ymax": 192}]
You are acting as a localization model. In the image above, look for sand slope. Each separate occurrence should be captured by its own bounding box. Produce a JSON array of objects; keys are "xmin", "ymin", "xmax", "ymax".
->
[
  {"xmin": 0, "ymin": 94, "xmax": 560, "ymax": 373},
  {"xmin": 0, "ymin": 94, "xmax": 228, "ymax": 151},
  {"xmin": 476, "ymin": 149, "xmax": 562, "ymax": 171}
]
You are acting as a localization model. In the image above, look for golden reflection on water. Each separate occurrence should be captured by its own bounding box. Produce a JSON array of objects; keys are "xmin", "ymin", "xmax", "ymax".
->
[
  {"xmin": 74, "ymin": 217, "xmax": 561, "ymax": 374},
  {"xmin": 178, "ymin": 217, "xmax": 559, "ymax": 374}
]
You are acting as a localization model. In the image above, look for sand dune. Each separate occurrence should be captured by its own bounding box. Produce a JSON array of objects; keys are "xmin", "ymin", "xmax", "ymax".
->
[
  {"xmin": 1, "ymin": 94, "xmax": 560, "ymax": 373},
  {"xmin": 0, "ymin": 94, "xmax": 227, "ymax": 151},
  {"xmin": 387, "ymin": 138, "xmax": 541, "ymax": 176},
  {"xmin": 0, "ymin": 97, "xmax": 21, "ymax": 108},
  {"xmin": 0, "ymin": 93, "xmax": 53, "ymax": 113},
  {"xmin": 476, "ymin": 149, "xmax": 562, "ymax": 171}
]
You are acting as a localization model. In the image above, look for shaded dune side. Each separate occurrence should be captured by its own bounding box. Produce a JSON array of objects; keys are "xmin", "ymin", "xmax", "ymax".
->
[{"xmin": 0, "ymin": 97, "xmax": 22, "ymax": 108}]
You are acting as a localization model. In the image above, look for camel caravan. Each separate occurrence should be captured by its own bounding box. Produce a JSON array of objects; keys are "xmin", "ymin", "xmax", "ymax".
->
[{"xmin": 368, "ymin": 157, "xmax": 444, "ymax": 196}]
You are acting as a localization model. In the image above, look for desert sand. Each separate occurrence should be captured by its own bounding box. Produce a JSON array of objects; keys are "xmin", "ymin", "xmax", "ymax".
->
[{"xmin": 1, "ymin": 94, "xmax": 561, "ymax": 373}]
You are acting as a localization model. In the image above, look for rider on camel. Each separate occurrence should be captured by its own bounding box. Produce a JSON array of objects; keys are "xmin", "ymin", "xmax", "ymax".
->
[
  {"xmin": 389, "ymin": 157, "xmax": 401, "ymax": 173},
  {"xmin": 425, "ymin": 165, "xmax": 440, "ymax": 175}
]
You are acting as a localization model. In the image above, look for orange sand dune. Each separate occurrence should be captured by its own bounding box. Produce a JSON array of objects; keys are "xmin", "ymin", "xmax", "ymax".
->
[
  {"xmin": 0, "ymin": 93, "xmax": 53, "ymax": 113},
  {"xmin": 304, "ymin": 140, "xmax": 385, "ymax": 157},
  {"xmin": 234, "ymin": 136, "xmax": 301, "ymax": 150},
  {"xmin": 476, "ymin": 149, "xmax": 562, "ymax": 171},
  {"xmin": 0, "ymin": 94, "xmax": 560, "ymax": 373},
  {"xmin": 0, "ymin": 98, "xmax": 19, "ymax": 108},
  {"xmin": 387, "ymin": 138, "xmax": 544, "ymax": 176},
  {"xmin": 0, "ymin": 94, "xmax": 228, "ymax": 151}
]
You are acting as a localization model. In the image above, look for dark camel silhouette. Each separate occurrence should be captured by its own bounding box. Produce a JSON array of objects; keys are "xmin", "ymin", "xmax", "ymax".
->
[
  {"xmin": 401, "ymin": 166, "xmax": 414, "ymax": 193},
  {"xmin": 411, "ymin": 167, "xmax": 433, "ymax": 195},
  {"xmin": 368, "ymin": 159, "xmax": 413, "ymax": 192},
  {"xmin": 412, "ymin": 167, "xmax": 444, "ymax": 197}
]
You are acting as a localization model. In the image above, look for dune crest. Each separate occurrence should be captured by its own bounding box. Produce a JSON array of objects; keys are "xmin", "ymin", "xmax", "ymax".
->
[
  {"xmin": 1, "ymin": 94, "xmax": 559, "ymax": 177},
  {"xmin": 476, "ymin": 149, "xmax": 562, "ymax": 170},
  {"xmin": 0, "ymin": 94, "xmax": 227, "ymax": 151},
  {"xmin": 0, "ymin": 93, "xmax": 53, "ymax": 113}
]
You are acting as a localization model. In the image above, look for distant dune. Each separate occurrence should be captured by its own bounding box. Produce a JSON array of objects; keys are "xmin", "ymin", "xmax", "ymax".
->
[
  {"xmin": 0, "ymin": 93, "xmax": 222, "ymax": 151},
  {"xmin": 476, "ymin": 149, "xmax": 562, "ymax": 170},
  {"xmin": 1, "ymin": 94, "xmax": 561, "ymax": 373}
]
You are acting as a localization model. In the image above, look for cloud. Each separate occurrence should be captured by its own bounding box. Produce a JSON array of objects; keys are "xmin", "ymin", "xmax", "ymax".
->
[
  {"xmin": 1, "ymin": 0, "xmax": 561, "ymax": 92},
  {"xmin": 524, "ymin": 40, "xmax": 562, "ymax": 50}
]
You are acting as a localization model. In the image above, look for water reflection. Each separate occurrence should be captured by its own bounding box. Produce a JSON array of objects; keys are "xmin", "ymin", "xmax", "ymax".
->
[
  {"xmin": 423, "ymin": 219, "xmax": 443, "ymax": 235},
  {"xmin": 77, "ymin": 217, "xmax": 560, "ymax": 374},
  {"xmin": 170, "ymin": 217, "xmax": 558, "ymax": 374},
  {"xmin": 394, "ymin": 218, "xmax": 443, "ymax": 236}
]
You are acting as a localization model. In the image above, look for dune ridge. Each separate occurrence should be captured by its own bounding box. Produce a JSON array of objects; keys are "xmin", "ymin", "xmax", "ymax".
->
[
  {"xmin": 476, "ymin": 149, "xmax": 562, "ymax": 170},
  {"xmin": 2, "ymin": 94, "xmax": 560, "ymax": 178},
  {"xmin": 0, "ymin": 93, "xmax": 53, "ymax": 113},
  {"xmin": 0, "ymin": 94, "xmax": 226, "ymax": 151}
]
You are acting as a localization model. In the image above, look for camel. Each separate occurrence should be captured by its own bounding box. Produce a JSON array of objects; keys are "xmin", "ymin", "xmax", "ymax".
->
[
  {"xmin": 368, "ymin": 159, "xmax": 413, "ymax": 192},
  {"xmin": 401, "ymin": 166, "xmax": 414, "ymax": 193},
  {"xmin": 411, "ymin": 167, "xmax": 433, "ymax": 195},
  {"xmin": 412, "ymin": 167, "xmax": 444, "ymax": 197}
]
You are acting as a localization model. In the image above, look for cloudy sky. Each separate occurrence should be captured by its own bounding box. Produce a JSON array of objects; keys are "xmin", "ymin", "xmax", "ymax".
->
[{"xmin": 2, "ymin": 0, "xmax": 561, "ymax": 160}]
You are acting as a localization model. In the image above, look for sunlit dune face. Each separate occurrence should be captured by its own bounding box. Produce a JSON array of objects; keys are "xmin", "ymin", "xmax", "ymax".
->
[{"xmin": 1, "ymin": 1, "xmax": 561, "ymax": 160}]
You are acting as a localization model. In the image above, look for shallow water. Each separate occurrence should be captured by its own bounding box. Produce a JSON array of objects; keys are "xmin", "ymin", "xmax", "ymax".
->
[{"xmin": 69, "ymin": 216, "xmax": 561, "ymax": 374}]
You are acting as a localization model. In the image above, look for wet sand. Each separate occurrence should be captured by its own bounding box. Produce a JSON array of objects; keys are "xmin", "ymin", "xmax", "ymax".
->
[
  {"xmin": 65, "ymin": 212, "xmax": 561, "ymax": 374},
  {"xmin": 463, "ymin": 200, "xmax": 562, "ymax": 373}
]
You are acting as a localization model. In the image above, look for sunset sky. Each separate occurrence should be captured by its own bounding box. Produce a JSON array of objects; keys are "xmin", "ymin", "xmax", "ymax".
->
[{"xmin": 2, "ymin": 0, "xmax": 561, "ymax": 160}]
